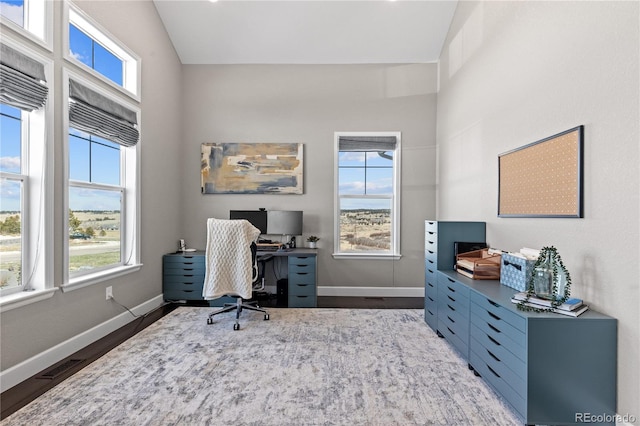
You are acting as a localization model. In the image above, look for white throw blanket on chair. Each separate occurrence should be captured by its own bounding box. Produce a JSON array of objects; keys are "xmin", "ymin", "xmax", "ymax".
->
[{"xmin": 202, "ymin": 218, "xmax": 261, "ymax": 300}]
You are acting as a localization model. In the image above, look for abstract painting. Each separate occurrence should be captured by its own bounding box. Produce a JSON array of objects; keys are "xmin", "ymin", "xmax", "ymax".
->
[{"xmin": 201, "ymin": 143, "xmax": 303, "ymax": 194}]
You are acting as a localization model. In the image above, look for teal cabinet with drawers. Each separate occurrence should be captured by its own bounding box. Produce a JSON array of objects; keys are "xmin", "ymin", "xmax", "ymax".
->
[
  {"xmin": 424, "ymin": 220, "xmax": 486, "ymax": 331},
  {"xmin": 287, "ymin": 254, "xmax": 317, "ymax": 308},
  {"xmin": 437, "ymin": 270, "xmax": 617, "ymax": 425},
  {"xmin": 163, "ymin": 252, "xmax": 207, "ymax": 302}
]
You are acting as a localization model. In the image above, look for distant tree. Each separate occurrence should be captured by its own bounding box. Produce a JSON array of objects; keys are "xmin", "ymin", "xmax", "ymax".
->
[
  {"xmin": 0, "ymin": 215, "xmax": 21, "ymax": 235},
  {"xmin": 69, "ymin": 210, "xmax": 82, "ymax": 232},
  {"xmin": 85, "ymin": 227, "xmax": 95, "ymax": 238},
  {"xmin": 99, "ymin": 229, "xmax": 107, "ymax": 237}
]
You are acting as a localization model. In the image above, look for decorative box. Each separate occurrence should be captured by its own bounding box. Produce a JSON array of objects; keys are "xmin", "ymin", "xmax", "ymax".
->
[
  {"xmin": 456, "ymin": 249, "xmax": 501, "ymax": 280},
  {"xmin": 500, "ymin": 252, "xmax": 536, "ymax": 291}
]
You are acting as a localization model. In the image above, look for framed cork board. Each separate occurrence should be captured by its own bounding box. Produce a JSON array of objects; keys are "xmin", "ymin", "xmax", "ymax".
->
[{"xmin": 498, "ymin": 126, "xmax": 584, "ymax": 218}]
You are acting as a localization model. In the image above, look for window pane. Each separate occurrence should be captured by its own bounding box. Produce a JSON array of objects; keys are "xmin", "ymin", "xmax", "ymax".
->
[
  {"xmin": 94, "ymin": 43, "xmax": 123, "ymax": 86},
  {"xmin": 366, "ymin": 168, "xmax": 393, "ymax": 195},
  {"xmin": 0, "ymin": 0, "xmax": 24, "ymax": 27},
  {"xmin": 339, "ymin": 198, "xmax": 391, "ymax": 252},
  {"xmin": 0, "ymin": 178, "xmax": 22, "ymax": 289},
  {"xmin": 338, "ymin": 151, "xmax": 365, "ymax": 167},
  {"xmin": 366, "ymin": 151, "xmax": 393, "ymax": 166},
  {"xmin": 69, "ymin": 186, "xmax": 121, "ymax": 274},
  {"xmin": 0, "ymin": 104, "xmax": 22, "ymax": 174},
  {"xmin": 69, "ymin": 132, "xmax": 90, "ymax": 182},
  {"xmin": 69, "ymin": 23, "xmax": 93, "ymax": 68},
  {"xmin": 338, "ymin": 168, "xmax": 365, "ymax": 195},
  {"xmin": 91, "ymin": 137, "xmax": 120, "ymax": 185}
]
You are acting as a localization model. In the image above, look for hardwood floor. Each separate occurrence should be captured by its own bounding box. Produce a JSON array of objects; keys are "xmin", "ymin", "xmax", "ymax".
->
[{"xmin": 0, "ymin": 297, "xmax": 423, "ymax": 420}]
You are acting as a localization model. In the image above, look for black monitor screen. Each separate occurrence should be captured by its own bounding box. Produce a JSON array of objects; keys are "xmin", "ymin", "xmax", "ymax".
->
[{"xmin": 229, "ymin": 210, "xmax": 267, "ymax": 234}]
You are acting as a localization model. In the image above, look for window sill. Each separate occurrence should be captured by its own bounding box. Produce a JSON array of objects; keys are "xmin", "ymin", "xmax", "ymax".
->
[
  {"xmin": 0, "ymin": 288, "xmax": 58, "ymax": 313},
  {"xmin": 332, "ymin": 253, "xmax": 402, "ymax": 261},
  {"xmin": 61, "ymin": 263, "xmax": 143, "ymax": 293}
]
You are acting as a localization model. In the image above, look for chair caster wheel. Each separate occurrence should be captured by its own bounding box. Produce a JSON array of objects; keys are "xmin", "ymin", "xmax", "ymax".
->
[
  {"xmin": 233, "ymin": 323, "xmax": 240, "ymax": 331},
  {"xmin": 264, "ymin": 314, "xmax": 270, "ymax": 321},
  {"xmin": 207, "ymin": 318, "xmax": 213, "ymax": 325}
]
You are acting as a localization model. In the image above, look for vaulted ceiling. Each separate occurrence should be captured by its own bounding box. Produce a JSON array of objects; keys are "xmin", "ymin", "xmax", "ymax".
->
[{"xmin": 152, "ymin": 0, "xmax": 458, "ymax": 64}]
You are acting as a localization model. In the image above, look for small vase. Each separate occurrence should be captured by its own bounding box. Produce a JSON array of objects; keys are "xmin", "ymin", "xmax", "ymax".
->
[
  {"xmin": 533, "ymin": 251, "xmax": 554, "ymax": 300},
  {"xmin": 308, "ymin": 242, "xmax": 317, "ymax": 249}
]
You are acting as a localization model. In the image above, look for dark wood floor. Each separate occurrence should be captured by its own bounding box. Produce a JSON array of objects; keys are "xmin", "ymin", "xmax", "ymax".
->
[{"xmin": 0, "ymin": 297, "xmax": 423, "ymax": 420}]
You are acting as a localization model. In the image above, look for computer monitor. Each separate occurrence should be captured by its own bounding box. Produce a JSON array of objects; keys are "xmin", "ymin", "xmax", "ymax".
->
[
  {"xmin": 229, "ymin": 210, "xmax": 268, "ymax": 234},
  {"xmin": 267, "ymin": 210, "xmax": 303, "ymax": 236}
]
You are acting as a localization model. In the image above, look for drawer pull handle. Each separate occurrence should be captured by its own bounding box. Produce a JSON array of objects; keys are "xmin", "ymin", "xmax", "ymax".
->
[
  {"xmin": 296, "ymin": 296, "xmax": 308, "ymax": 299},
  {"xmin": 447, "ymin": 295, "xmax": 456, "ymax": 302},
  {"xmin": 447, "ymin": 278, "xmax": 455, "ymax": 284},
  {"xmin": 447, "ymin": 327, "xmax": 455, "ymax": 335},
  {"xmin": 447, "ymin": 286, "xmax": 455, "ymax": 293},
  {"xmin": 428, "ymin": 296, "xmax": 434, "ymax": 302},
  {"xmin": 296, "ymin": 284, "xmax": 309, "ymax": 288},
  {"xmin": 487, "ymin": 335, "xmax": 501, "ymax": 346},
  {"xmin": 183, "ymin": 290, "xmax": 193, "ymax": 293},
  {"xmin": 297, "ymin": 273, "xmax": 308, "ymax": 276},
  {"xmin": 487, "ymin": 350, "xmax": 501, "ymax": 362},
  {"xmin": 447, "ymin": 304, "xmax": 455, "ymax": 312},
  {"xmin": 487, "ymin": 365, "xmax": 501, "ymax": 378},
  {"xmin": 488, "ymin": 323, "xmax": 501, "ymax": 333},
  {"xmin": 428, "ymin": 250, "xmax": 434, "ymax": 255},
  {"xmin": 428, "ymin": 282, "xmax": 434, "ymax": 288},
  {"xmin": 447, "ymin": 315, "xmax": 455, "ymax": 323},
  {"xmin": 428, "ymin": 240, "xmax": 434, "ymax": 244},
  {"xmin": 297, "ymin": 256, "xmax": 309, "ymax": 259},
  {"xmin": 488, "ymin": 311, "xmax": 501, "ymax": 321},
  {"xmin": 488, "ymin": 299, "xmax": 500, "ymax": 307},
  {"xmin": 184, "ymin": 268, "xmax": 194, "ymax": 271},
  {"xmin": 428, "ymin": 259, "xmax": 434, "ymax": 264},
  {"xmin": 427, "ymin": 309, "xmax": 434, "ymax": 315},
  {"xmin": 183, "ymin": 282, "xmax": 194, "ymax": 285},
  {"xmin": 184, "ymin": 274, "xmax": 194, "ymax": 277},
  {"xmin": 427, "ymin": 269, "xmax": 434, "ymax": 274}
]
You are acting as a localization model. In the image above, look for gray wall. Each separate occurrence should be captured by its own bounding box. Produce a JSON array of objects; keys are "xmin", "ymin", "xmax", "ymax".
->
[
  {"xmin": 437, "ymin": 1, "xmax": 639, "ymax": 415},
  {"xmin": 180, "ymin": 64, "xmax": 437, "ymax": 290},
  {"xmin": 0, "ymin": 0, "xmax": 183, "ymax": 370}
]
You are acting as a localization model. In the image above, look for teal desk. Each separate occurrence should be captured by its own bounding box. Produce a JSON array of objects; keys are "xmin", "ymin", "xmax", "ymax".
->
[{"xmin": 162, "ymin": 248, "xmax": 317, "ymax": 308}]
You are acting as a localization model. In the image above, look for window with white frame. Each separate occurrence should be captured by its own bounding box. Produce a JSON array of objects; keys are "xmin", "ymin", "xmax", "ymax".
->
[
  {"xmin": 334, "ymin": 132, "xmax": 401, "ymax": 258},
  {"xmin": 0, "ymin": 0, "xmax": 51, "ymax": 47},
  {"xmin": 0, "ymin": 40, "xmax": 51, "ymax": 297},
  {"xmin": 65, "ymin": 2, "xmax": 140, "ymax": 99},
  {"xmin": 64, "ymin": 71, "xmax": 140, "ymax": 288}
]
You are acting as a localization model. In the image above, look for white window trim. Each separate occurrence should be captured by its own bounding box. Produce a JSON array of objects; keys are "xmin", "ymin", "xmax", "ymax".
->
[
  {"xmin": 61, "ymin": 68, "xmax": 141, "ymax": 292},
  {"xmin": 0, "ymin": 0, "xmax": 53, "ymax": 51},
  {"xmin": 0, "ymin": 35, "xmax": 54, "ymax": 306},
  {"xmin": 333, "ymin": 131, "xmax": 402, "ymax": 260},
  {"xmin": 63, "ymin": 1, "xmax": 141, "ymax": 101}
]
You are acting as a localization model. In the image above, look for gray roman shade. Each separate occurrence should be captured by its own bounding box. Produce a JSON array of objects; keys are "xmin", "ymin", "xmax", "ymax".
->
[
  {"xmin": 0, "ymin": 43, "xmax": 49, "ymax": 111},
  {"xmin": 338, "ymin": 136, "xmax": 397, "ymax": 152},
  {"xmin": 68, "ymin": 79, "xmax": 139, "ymax": 147}
]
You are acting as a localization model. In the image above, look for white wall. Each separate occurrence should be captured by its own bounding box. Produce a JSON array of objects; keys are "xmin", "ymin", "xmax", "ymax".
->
[
  {"xmin": 437, "ymin": 1, "xmax": 639, "ymax": 415},
  {"xmin": 0, "ymin": 0, "xmax": 183, "ymax": 371},
  {"xmin": 180, "ymin": 64, "xmax": 438, "ymax": 292}
]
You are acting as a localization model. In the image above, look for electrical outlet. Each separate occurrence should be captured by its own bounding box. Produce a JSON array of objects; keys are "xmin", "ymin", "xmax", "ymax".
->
[{"xmin": 106, "ymin": 286, "xmax": 113, "ymax": 300}]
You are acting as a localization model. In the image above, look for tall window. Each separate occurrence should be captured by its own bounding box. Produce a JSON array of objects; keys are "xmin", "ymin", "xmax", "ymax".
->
[
  {"xmin": 334, "ymin": 132, "xmax": 401, "ymax": 258},
  {"xmin": 64, "ymin": 71, "xmax": 140, "ymax": 287},
  {"xmin": 65, "ymin": 3, "xmax": 139, "ymax": 98},
  {"xmin": 68, "ymin": 130, "xmax": 123, "ymax": 274},
  {"xmin": 0, "ymin": 104, "xmax": 24, "ymax": 292},
  {"xmin": 0, "ymin": 40, "xmax": 51, "ymax": 297}
]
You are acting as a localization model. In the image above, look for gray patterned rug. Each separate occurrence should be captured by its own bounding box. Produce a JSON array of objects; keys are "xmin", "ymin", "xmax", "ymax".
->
[{"xmin": 2, "ymin": 308, "xmax": 520, "ymax": 425}]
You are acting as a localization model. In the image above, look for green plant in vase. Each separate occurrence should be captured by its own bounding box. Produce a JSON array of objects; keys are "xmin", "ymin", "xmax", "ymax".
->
[{"xmin": 517, "ymin": 246, "xmax": 572, "ymax": 313}]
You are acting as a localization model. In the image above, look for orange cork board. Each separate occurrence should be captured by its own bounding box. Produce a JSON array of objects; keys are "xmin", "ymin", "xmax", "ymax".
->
[{"xmin": 498, "ymin": 126, "xmax": 583, "ymax": 217}]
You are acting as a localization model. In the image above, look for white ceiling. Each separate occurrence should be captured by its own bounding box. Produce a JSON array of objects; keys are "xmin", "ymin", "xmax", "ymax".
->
[{"xmin": 152, "ymin": 0, "xmax": 458, "ymax": 64}]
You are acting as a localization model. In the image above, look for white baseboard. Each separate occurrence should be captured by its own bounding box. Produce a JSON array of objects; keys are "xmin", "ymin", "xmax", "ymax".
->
[
  {"xmin": 317, "ymin": 286, "xmax": 424, "ymax": 298},
  {"xmin": 0, "ymin": 295, "xmax": 164, "ymax": 393}
]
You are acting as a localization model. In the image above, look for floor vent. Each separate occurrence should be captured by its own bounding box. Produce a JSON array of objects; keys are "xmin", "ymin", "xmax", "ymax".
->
[{"xmin": 36, "ymin": 359, "xmax": 84, "ymax": 380}]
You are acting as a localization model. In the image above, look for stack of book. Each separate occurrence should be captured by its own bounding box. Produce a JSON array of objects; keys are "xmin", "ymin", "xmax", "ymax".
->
[{"xmin": 511, "ymin": 292, "xmax": 589, "ymax": 317}]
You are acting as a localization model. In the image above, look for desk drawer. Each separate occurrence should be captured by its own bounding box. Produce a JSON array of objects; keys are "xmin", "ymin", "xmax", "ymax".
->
[
  {"xmin": 438, "ymin": 318, "xmax": 468, "ymax": 357},
  {"xmin": 163, "ymin": 274, "xmax": 205, "ymax": 286},
  {"xmin": 164, "ymin": 264, "xmax": 206, "ymax": 275},
  {"xmin": 470, "ymin": 322, "xmax": 526, "ymax": 379},
  {"xmin": 438, "ymin": 301, "xmax": 468, "ymax": 337},
  {"xmin": 289, "ymin": 255, "xmax": 316, "ymax": 266},
  {"xmin": 425, "ymin": 221, "xmax": 438, "ymax": 234},
  {"xmin": 469, "ymin": 349, "xmax": 526, "ymax": 418},
  {"xmin": 471, "ymin": 304, "xmax": 526, "ymax": 359},
  {"xmin": 289, "ymin": 294, "xmax": 316, "ymax": 308},
  {"xmin": 438, "ymin": 282, "xmax": 469, "ymax": 311},
  {"xmin": 163, "ymin": 255, "xmax": 204, "ymax": 266},
  {"xmin": 289, "ymin": 263, "xmax": 315, "ymax": 275},
  {"xmin": 164, "ymin": 287, "xmax": 202, "ymax": 301},
  {"xmin": 470, "ymin": 291, "xmax": 525, "ymax": 332},
  {"xmin": 289, "ymin": 282, "xmax": 315, "ymax": 297}
]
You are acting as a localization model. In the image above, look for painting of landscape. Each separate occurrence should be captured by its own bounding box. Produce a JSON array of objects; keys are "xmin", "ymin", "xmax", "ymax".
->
[
  {"xmin": 201, "ymin": 143, "xmax": 303, "ymax": 194},
  {"xmin": 339, "ymin": 208, "xmax": 391, "ymax": 252}
]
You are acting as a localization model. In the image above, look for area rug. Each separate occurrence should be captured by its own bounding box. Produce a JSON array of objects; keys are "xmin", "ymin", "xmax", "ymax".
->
[{"xmin": 1, "ymin": 308, "xmax": 520, "ymax": 425}]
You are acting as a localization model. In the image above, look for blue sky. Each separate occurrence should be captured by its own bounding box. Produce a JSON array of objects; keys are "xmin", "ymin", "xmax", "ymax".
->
[{"xmin": 1, "ymin": 0, "xmax": 122, "ymax": 212}]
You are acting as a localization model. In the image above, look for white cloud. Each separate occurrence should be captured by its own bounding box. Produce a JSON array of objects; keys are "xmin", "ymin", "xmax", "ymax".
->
[{"xmin": 0, "ymin": 156, "xmax": 21, "ymax": 172}]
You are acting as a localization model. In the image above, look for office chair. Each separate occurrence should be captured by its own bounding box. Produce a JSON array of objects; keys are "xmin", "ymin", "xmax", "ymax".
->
[{"xmin": 203, "ymin": 218, "xmax": 270, "ymax": 330}]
